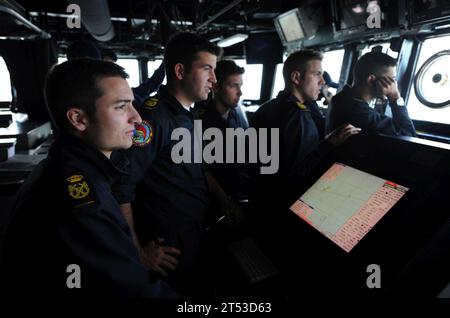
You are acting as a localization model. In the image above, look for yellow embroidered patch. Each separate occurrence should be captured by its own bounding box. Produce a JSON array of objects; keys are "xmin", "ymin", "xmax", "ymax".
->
[
  {"xmin": 67, "ymin": 174, "xmax": 90, "ymax": 199},
  {"xmin": 144, "ymin": 98, "xmax": 159, "ymax": 109}
]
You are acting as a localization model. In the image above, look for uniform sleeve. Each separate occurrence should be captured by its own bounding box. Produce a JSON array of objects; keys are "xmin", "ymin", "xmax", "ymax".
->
[
  {"xmin": 58, "ymin": 201, "xmax": 158, "ymax": 297},
  {"xmin": 308, "ymin": 102, "xmax": 326, "ymax": 139},
  {"xmin": 59, "ymin": 171, "xmax": 161, "ymax": 297},
  {"xmin": 346, "ymin": 101, "xmax": 415, "ymax": 137},
  {"xmin": 113, "ymin": 108, "xmax": 164, "ymax": 204},
  {"xmin": 132, "ymin": 62, "xmax": 165, "ymax": 106},
  {"xmin": 388, "ymin": 101, "xmax": 416, "ymax": 137},
  {"xmin": 282, "ymin": 109, "xmax": 334, "ymax": 200}
]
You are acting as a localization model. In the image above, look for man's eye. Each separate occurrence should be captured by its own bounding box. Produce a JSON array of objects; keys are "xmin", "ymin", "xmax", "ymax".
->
[{"xmin": 116, "ymin": 104, "xmax": 126, "ymax": 109}]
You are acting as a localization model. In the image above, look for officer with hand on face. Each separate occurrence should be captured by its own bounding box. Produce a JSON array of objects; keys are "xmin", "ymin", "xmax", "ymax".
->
[{"xmin": 325, "ymin": 51, "xmax": 416, "ymax": 137}]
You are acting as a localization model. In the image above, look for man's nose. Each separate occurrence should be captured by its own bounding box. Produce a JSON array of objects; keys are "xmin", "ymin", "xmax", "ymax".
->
[
  {"xmin": 129, "ymin": 105, "xmax": 142, "ymax": 124},
  {"xmin": 210, "ymin": 70, "xmax": 217, "ymax": 83},
  {"xmin": 319, "ymin": 76, "xmax": 325, "ymax": 85}
]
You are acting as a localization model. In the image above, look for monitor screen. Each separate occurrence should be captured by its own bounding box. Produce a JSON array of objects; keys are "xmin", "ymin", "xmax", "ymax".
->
[
  {"xmin": 336, "ymin": 0, "xmax": 383, "ymax": 31},
  {"xmin": 274, "ymin": 8, "xmax": 305, "ymax": 45},
  {"xmin": 290, "ymin": 162, "xmax": 409, "ymax": 252},
  {"xmin": 411, "ymin": 0, "xmax": 450, "ymax": 24}
]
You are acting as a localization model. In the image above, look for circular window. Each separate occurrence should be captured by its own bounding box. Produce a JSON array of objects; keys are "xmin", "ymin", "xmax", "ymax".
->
[{"xmin": 414, "ymin": 50, "xmax": 450, "ymax": 109}]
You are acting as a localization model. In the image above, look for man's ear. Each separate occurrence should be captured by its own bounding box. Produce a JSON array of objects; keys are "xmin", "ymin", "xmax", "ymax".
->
[
  {"xmin": 290, "ymin": 70, "xmax": 302, "ymax": 86},
  {"xmin": 367, "ymin": 74, "xmax": 377, "ymax": 86},
  {"xmin": 67, "ymin": 108, "xmax": 89, "ymax": 132},
  {"xmin": 174, "ymin": 63, "xmax": 185, "ymax": 80}
]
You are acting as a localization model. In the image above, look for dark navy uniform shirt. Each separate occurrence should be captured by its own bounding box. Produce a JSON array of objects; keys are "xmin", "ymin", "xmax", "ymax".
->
[
  {"xmin": 250, "ymin": 90, "xmax": 333, "ymax": 203},
  {"xmin": 1, "ymin": 134, "xmax": 157, "ymax": 297},
  {"xmin": 249, "ymin": 90, "xmax": 334, "ymax": 266},
  {"xmin": 200, "ymin": 102, "xmax": 249, "ymax": 200},
  {"xmin": 325, "ymin": 85, "xmax": 416, "ymax": 137},
  {"xmin": 113, "ymin": 86, "xmax": 210, "ymax": 287}
]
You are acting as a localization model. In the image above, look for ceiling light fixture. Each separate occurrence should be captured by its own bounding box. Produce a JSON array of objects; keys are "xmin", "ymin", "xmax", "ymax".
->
[{"xmin": 217, "ymin": 33, "xmax": 248, "ymax": 47}]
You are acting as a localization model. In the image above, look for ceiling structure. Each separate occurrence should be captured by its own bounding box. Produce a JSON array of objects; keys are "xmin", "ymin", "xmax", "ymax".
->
[{"xmin": 3, "ymin": 0, "xmax": 304, "ymax": 57}]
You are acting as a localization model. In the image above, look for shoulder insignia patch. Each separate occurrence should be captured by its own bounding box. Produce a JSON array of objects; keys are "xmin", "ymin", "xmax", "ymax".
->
[
  {"xmin": 296, "ymin": 102, "xmax": 310, "ymax": 111},
  {"xmin": 133, "ymin": 120, "xmax": 154, "ymax": 147},
  {"xmin": 66, "ymin": 174, "xmax": 90, "ymax": 199},
  {"xmin": 144, "ymin": 98, "xmax": 159, "ymax": 110}
]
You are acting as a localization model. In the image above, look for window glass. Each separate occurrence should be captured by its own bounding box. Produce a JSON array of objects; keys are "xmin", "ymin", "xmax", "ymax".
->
[
  {"xmin": 0, "ymin": 56, "xmax": 12, "ymax": 102},
  {"xmin": 360, "ymin": 42, "xmax": 398, "ymax": 59},
  {"xmin": 272, "ymin": 63, "xmax": 284, "ymax": 99},
  {"xmin": 235, "ymin": 59, "xmax": 263, "ymax": 100},
  {"xmin": 407, "ymin": 35, "xmax": 450, "ymax": 124},
  {"xmin": 321, "ymin": 49, "xmax": 345, "ymax": 96},
  {"xmin": 147, "ymin": 60, "xmax": 166, "ymax": 84},
  {"xmin": 59, "ymin": 57, "xmax": 140, "ymax": 89},
  {"xmin": 116, "ymin": 58, "xmax": 140, "ymax": 88}
]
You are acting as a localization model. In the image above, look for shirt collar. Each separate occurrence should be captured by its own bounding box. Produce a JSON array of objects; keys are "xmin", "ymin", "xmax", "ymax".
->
[
  {"xmin": 157, "ymin": 85, "xmax": 193, "ymax": 116},
  {"xmin": 51, "ymin": 133, "xmax": 128, "ymax": 183}
]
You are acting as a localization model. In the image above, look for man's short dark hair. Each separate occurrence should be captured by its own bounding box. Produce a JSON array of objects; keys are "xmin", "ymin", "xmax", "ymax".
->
[
  {"xmin": 45, "ymin": 58, "xmax": 128, "ymax": 134},
  {"xmin": 215, "ymin": 60, "xmax": 245, "ymax": 87},
  {"xmin": 283, "ymin": 49, "xmax": 323, "ymax": 84},
  {"xmin": 164, "ymin": 32, "xmax": 221, "ymax": 82},
  {"xmin": 353, "ymin": 51, "xmax": 397, "ymax": 84}
]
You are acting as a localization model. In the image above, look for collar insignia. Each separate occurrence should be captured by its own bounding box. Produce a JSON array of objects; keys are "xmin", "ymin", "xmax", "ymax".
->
[{"xmin": 144, "ymin": 98, "xmax": 159, "ymax": 109}]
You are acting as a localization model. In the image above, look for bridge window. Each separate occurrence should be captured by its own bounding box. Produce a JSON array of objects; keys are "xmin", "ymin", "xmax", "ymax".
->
[
  {"xmin": 147, "ymin": 60, "xmax": 166, "ymax": 96},
  {"xmin": 0, "ymin": 56, "xmax": 12, "ymax": 102},
  {"xmin": 321, "ymin": 49, "xmax": 345, "ymax": 94},
  {"xmin": 360, "ymin": 42, "xmax": 398, "ymax": 59},
  {"xmin": 116, "ymin": 58, "xmax": 140, "ymax": 88},
  {"xmin": 235, "ymin": 59, "xmax": 263, "ymax": 101},
  {"xmin": 407, "ymin": 35, "xmax": 450, "ymax": 125},
  {"xmin": 271, "ymin": 63, "xmax": 284, "ymax": 99},
  {"xmin": 58, "ymin": 57, "xmax": 140, "ymax": 89}
]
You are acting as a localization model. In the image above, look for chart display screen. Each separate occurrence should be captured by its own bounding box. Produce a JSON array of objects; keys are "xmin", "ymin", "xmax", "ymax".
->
[{"xmin": 290, "ymin": 163, "xmax": 409, "ymax": 252}]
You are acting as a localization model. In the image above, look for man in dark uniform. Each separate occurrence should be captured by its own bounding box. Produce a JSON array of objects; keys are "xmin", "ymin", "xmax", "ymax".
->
[
  {"xmin": 199, "ymin": 60, "xmax": 249, "ymax": 200},
  {"xmin": 114, "ymin": 32, "xmax": 231, "ymax": 295},
  {"xmin": 249, "ymin": 50, "xmax": 360, "ymax": 265},
  {"xmin": 0, "ymin": 59, "xmax": 166, "ymax": 297},
  {"xmin": 325, "ymin": 51, "xmax": 416, "ymax": 137}
]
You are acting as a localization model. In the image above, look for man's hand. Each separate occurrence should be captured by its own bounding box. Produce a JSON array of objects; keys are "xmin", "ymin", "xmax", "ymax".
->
[
  {"xmin": 139, "ymin": 238, "xmax": 181, "ymax": 277},
  {"xmin": 376, "ymin": 76, "xmax": 400, "ymax": 101},
  {"xmin": 326, "ymin": 123, "xmax": 361, "ymax": 146}
]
